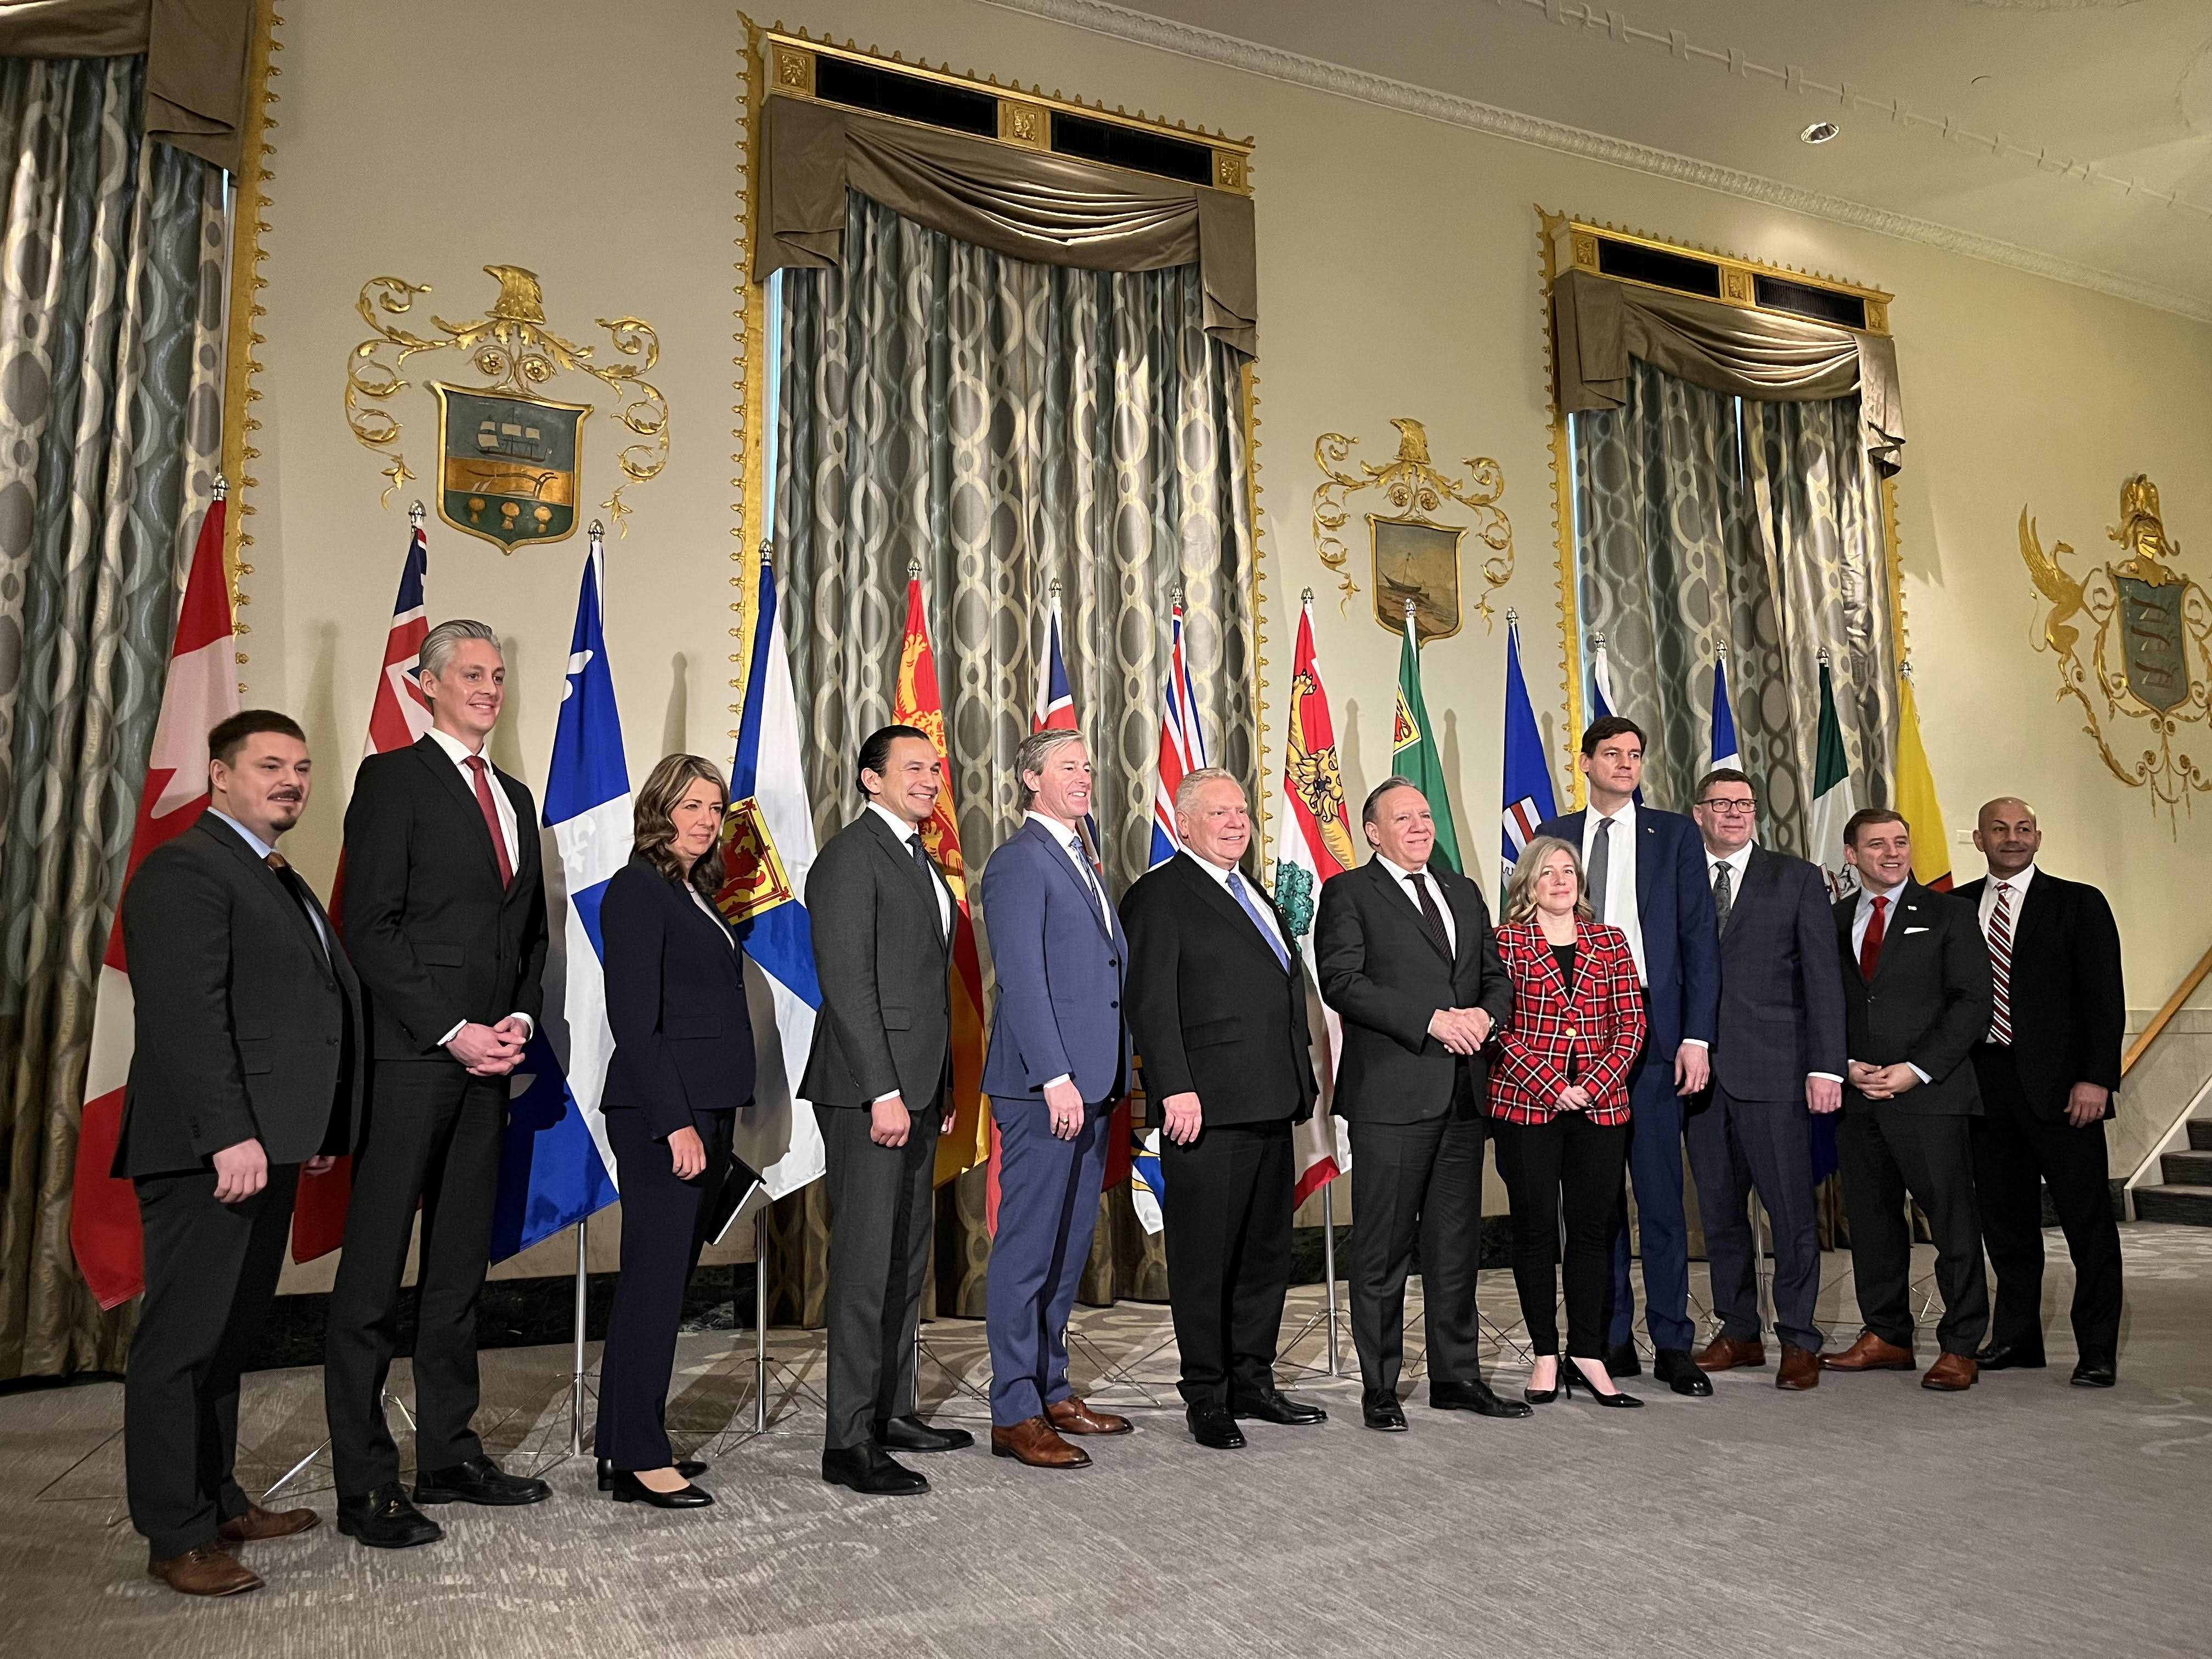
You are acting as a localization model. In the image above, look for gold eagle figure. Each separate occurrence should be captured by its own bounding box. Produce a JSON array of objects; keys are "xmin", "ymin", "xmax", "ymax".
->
[{"xmin": 2017, "ymin": 506, "xmax": 2083, "ymax": 662}]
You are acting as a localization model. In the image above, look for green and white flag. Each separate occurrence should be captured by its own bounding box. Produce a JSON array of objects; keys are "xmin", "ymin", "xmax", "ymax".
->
[
  {"xmin": 1392, "ymin": 607, "xmax": 1463, "ymax": 873},
  {"xmin": 1806, "ymin": 654, "xmax": 1857, "ymax": 901}
]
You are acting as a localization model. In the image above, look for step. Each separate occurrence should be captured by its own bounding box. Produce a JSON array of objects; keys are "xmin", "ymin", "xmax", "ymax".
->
[
  {"xmin": 2190, "ymin": 1119, "xmax": 2212, "ymax": 1153},
  {"xmin": 2132, "ymin": 1185, "xmax": 2212, "ymax": 1227},
  {"xmin": 2162, "ymin": 1149, "xmax": 2212, "ymax": 1187}
]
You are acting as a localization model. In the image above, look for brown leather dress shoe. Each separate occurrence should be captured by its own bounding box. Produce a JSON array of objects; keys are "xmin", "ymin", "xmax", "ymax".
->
[
  {"xmin": 1694, "ymin": 1334, "xmax": 1767, "ymax": 1372},
  {"xmin": 148, "ymin": 1544, "xmax": 262, "ymax": 1596},
  {"xmin": 1046, "ymin": 1395, "xmax": 1133, "ymax": 1436},
  {"xmin": 1820, "ymin": 1331, "xmax": 1915, "ymax": 1372},
  {"xmin": 1776, "ymin": 1343, "xmax": 1821, "ymax": 1390},
  {"xmin": 1921, "ymin": 1352, "xmax": 1978, "ymax": 1392},
  {"xmin": 990, "ymin": 1416, "xmax": 1091, "ymax": 1468},
  {"xmin": 217, "ymin": 1502, "xmax": 321, "ymax": 1544}
]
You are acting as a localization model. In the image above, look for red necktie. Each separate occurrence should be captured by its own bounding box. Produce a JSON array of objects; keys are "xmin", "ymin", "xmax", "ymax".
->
[
  {"xmin": 465, "ymin": 754, "xmax": 514, "ymax": 888},
  {"xmin": 1858, "ymin": 894, "xmax": 1888, "ymax": 983}
]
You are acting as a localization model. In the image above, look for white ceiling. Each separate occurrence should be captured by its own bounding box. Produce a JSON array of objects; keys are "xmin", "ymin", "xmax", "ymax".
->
[{"xmin": 995, "ymin": 0, "xmax": 2212, "ymax": 320}]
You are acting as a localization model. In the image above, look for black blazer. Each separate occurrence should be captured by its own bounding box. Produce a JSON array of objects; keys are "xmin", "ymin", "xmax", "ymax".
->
[
  {"xmin": 1955, "ymin": 869, "xmax": 2123, "ymax": 1122},
  {"xmin": 1832, "ymin": 879, "xmax": 1992, "ymax": 1117},
  {"xmin": 114, "ymin": 812, "xmax": 364, "ymax": 1176},
  {"xmin": 600, "ymin": 855, "xmax": 757, "ymax": 1138},
  {"xmin": 1120, "ymin": 852, "xmax": 1318, "ymax": 1127},
  {"xmin": 340, "ymin": 734, "xmax": 548, "ymax": 1063},
  {"xmin": 1316, "ymin": 856, "xmax": 1513, "ymax": 1124},
  {"xmin": 799, "ymin": 810, "xmax": 955, "ymax": 1110},
  {"xmin": 1709, "ymin": 845, "xmax": 1847, "ymax": 1103}
]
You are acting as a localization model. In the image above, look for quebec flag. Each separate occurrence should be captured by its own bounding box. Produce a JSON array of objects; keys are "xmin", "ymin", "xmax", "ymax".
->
[{"xmin": 489, "ymin": 539, "xmax": 623, "ymax": 1260}]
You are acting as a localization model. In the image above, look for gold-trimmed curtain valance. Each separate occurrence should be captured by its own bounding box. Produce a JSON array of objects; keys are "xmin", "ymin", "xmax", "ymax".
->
[
  {"xmin": 1552, "ymin": 267, "xmax": 1904, "ymax": 472},
  {"xmin": 0, "ymin": 0, "xmax": 253, "ymax": 172},
  {"xmin": 755, "ymin": 93, "xmax": 1258, "ymax": 357}
]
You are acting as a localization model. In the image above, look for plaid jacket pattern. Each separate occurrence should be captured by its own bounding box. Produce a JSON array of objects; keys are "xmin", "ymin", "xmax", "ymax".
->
[{"xmin": 1487, "ymin": 919, "xmax": 1646, "ymax": 1125}]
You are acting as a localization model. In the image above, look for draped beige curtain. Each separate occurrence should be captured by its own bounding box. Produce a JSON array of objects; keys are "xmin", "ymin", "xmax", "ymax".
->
[{"xmin": 0, "ymin": 0, "xmax": 256, "ymax": 172}]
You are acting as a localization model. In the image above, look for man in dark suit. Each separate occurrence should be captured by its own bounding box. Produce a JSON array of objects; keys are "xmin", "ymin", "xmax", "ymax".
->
[
  {"xmin": 1317, "ymin": 776, "xmax": 1524, "ymax": 1432},
  {"xmin": 979, "ymin": 727, "xmax": 1135, "ymax": 1470},
  {"xmin": 325, "ymin": 619, "xmax": 551, "ymax": 1547},
  {"xmin": 1682, "ymin": 768, "xmax": 1846, "ymax": 1392},
  {"xmin": 120, "ymin": 710, "xmax": 362, "ymax": 1596},
  {"xmin": 1535, "ymin": 716, "xmax": 1719, "ymax": 1396},
  {"xmin": 803, "ymin": 724, "xmax": 975, "ymax": 1498},
  {"xmin": 1961, "ymin": 797, "xmax": 2125, "ymax": 1387},
  {"xmin": 1122, "ymin": 768, "xmax": 1326, "ymax": 1451},
  {"xmin": 1824, "ymin": 808, "xmax": 1993, "ymax": 1391}
]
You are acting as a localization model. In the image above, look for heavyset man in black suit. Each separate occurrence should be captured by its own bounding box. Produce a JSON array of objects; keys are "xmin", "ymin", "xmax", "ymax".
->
[
  {"xmin": 1121, "ymin": 768, "xmax": 1326, "ymax": 1450},
  {"xmin": 1317, "ymin": 777, "xmax": 1523, "ymax": 1432},
  {"xmin": 1961, "ymin": 797, "xmax": 2126, "ymax": 1387},
  {"xmin": 324, "ymin": 619, "xmax": 552, "ymax": 1546},
  {"xmin": 120, "ymin": 710, "xmax": 362, "ymax": 1597}
]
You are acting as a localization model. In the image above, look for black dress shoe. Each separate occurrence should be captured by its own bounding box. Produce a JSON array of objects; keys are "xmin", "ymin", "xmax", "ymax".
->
[
  {"xmin": 1602, "ymin": 1341, "xmax": 1643, "ymax": 1379},
  {"xmin": 1974, "ymin": 1341, "xmax": 2048, "ymax": 1371},
  {"xmin": 1652, "ymin": 1349, "xmax": 1714, "ymax": 1397},
  {"xmin": 413, "ymin": 1455, "xmax": 552, "ymax": 1507},
  {"xmin": 876, "ymin": 1415, "xmax": 975, "ymax": 1454},
  {"xmin": 609, "ymin": 1469, "xmax": 714, "ymax": 1508},
  {"xmin": 1229, "ymin": 1389, "xmax": 1327, "ymax": 1426},
  {"xmin": 336, "ymin": 1482, "xmax": 444, "ymax": 1549},
  {"xmin": 2070, "ymin": 1353, "xmax": 2117, "ymax": 1388},
  {"xmin": 1429, "ymin": 1379, "xmax": 1534, "ymax": 1419},
  {"xmin": 597, "ymin": 1457, "xmax": 707, "ymax": 1492},
  {"xmin": 1361, "ymin": 1392, "xmax": 1407, "ymax": 1432},
  {"xmin": 821, "ymin": 1442, "xmax": 929, "ymax": 1497},
  {"xmin": 1187, "ymin": 1406, "xmax": 1246, "ymax": 1449}
]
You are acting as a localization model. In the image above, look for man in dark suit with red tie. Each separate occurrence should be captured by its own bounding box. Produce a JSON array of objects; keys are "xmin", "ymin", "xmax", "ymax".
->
[{"xmin": 324, "ymin": 619, "xmax": 551, "ymax": 1547}]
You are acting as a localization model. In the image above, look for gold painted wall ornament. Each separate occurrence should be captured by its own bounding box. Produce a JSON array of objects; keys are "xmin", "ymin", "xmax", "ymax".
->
[
  {"xmin": 2019, "ymin": 473, "xmax": 2211, "ymax": 828},
  {"xmin": 1310, "ymin": 417, "xmax": 1514, "ymax": 637},
  {"xmin": 343, "ymin": 264, "xmax": 669, "ymax": 549}
]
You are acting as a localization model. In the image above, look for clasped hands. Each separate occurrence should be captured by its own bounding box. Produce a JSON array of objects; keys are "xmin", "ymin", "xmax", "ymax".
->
[
  {"xmin": 1426, "ymin": 1007, "xmax": 1493, "ymax": 1055},
  {"xmin": 447, "ymin": 1015, "xmax": 532, "ymax": 1077},
  {"xmin": 1847, "ymin": 1059, "xmax": 1921, "ymax": 1101}
]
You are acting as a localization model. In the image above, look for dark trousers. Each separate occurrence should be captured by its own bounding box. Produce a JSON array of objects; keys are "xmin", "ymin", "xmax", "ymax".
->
[
  {"xmin": 986, "ymin": 1094, "xmax": 1112, "ymax": 1426},
  {"xmin": 324, "ymin": 1063, "xmax": 507, "ymax": 1496},
  {"xmin": 594, "ymin": 1107, "xmax": 733, "ymax": 1470},
  {"xmin": 1491, "ymin": 1113, "xmax": 1628, "ymax": 1358},
  {"xmin": 1970, "ymin": 1048, "xmax": 2123, "ymax": 1359},
  {"xmin": 1160, "ymin": 1120, "xmax": 1294, "ymax": 1409},
  {"xmin": 1836, "ymin": 1099, "xmax": 1988, "ymax": 1356},
  {"xmin": 1685, "ymin": 1087, "xmax": 1826, "ymax": 1352},
  {"xmin": 1346, "ymin": 1099, "xmax": 1487, "ymax": 1398},
  {"xmin": 819, "ymin": 1098, "xmax": 940, "ymax": 1452},
  {"xmin": 1605, "ymin": 1049, "xmax": 1695, "ymax": 1350},
  {"xmin": 126, "ymin": 1164, "xmax": 300, "ymax": 1561}
]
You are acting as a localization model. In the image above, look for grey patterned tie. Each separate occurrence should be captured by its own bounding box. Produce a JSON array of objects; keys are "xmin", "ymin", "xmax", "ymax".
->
[
  {"xmin": 1713, "ymin": 860, "xmax": 1733, "ymax": 934},
  {"xmin": 1588, "ymin": 817, "xmax": 1612, "ymax": 923}
]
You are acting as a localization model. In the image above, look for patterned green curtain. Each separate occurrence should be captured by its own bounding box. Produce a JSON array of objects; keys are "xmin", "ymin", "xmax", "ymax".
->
[
  {"xmin": 769, "ymin": 191, "xmax": 1257, "ymax": 1322},
  {"xmin": 0, "ymin": 55, "xmax": 229, "ymax": 1380}
]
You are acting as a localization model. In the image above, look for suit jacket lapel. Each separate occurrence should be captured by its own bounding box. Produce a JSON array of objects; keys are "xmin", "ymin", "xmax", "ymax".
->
[
  {"xmin": 1720, "ymin": 847, "xmax": 1768, "ymax": 941},
  {"xmin": 1182, "ymin": 855, "xmax": 1290, "ymax": 974},
  {"xmin": 196, "ymin": 814, "xmax": 335, "ymax": 978},
  {"xmin": 1026, "ymin": 817, "xmax": 1111, "ymax": 943},
  {"xmin": 1635, "ymin": 815, "xmax": 1659, "ymax": 915},
  {"xmin": 414, "ymin": 735, "xmax": 507, "ymax": 889},
  {"xmin": 1375, "ymin": 859, "xmax": 1452, "ymax": 964},
  {"xmin": 864, "ymin": 811, "xmax": 949, "ymax": 954},
  {"xmin": 1873, "ymin": 881, "xmax": 1922, "ymax": 988}
]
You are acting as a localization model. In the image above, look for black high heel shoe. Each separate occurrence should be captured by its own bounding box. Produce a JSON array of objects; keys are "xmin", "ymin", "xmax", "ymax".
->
[
  {"xmin": 608, "ymin": 1468, "xmax": 714, "ymax": 1508},
  {"xmin": 1523, "ymin": 1357, "xmax": 1561, "ymax": 1405},
  {"xmin": 598, "ymin": 1457, "xmax": 708, "ymax": 1492},
  {"xmin": 1561, "ymin": 1356, "xmax": 1644, "ymax": 1408}
]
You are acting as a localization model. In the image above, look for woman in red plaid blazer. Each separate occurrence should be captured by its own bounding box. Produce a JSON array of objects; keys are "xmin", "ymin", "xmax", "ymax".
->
[{"xmin": 1488, "ymin": 836, "xmax": 1648, "ymax": 1406}]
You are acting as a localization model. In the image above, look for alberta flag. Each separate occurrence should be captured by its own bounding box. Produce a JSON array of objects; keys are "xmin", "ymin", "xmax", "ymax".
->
[
  {"xmin": 1149, "ymin": 602, "xmax": 1206, "ymax": 870},
  {"xmin": 489, "ymin": 537, "xmax": 622, "ymax": 1261},
  {"xmin": 1500, "ymin": 615, "xmax": 1557, "ymax": 885},
  {"xmin": 1711, "ymin": 651, "xmax": 1742, "ymax": 772},
  {"xmin": 719, "ymin": 557, "xmax": 825, "ymax": 1198}
]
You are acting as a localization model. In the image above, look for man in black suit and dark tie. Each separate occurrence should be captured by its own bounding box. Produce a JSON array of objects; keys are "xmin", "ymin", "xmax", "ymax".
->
[
  {"xmin": 120, "ymin": 710, "xmax": 362, "ymax": 1596},
  {"xmin": 803, "ymin": 724, "xmax": 975, "ymax": 1498},
  {"xmin": 325, "ymin": 619, "xmax": 551, "ymax": 1547},
  {"xmin": 1961, "ymin": 797, "xmax": 2125, "ymax": 1387},
  {"xmin": 1824, "ymin": 808, "xmax": 1993, "ymax": 1392},
  {"xmin": 1681, "ymin": 769, "xmax": 1846, "ymax": 1392},
  {"xmin": 1317, "ymin": 777, "xmax": 1525, "ymax": 1432},
  {"xmin": 1122, "ymin": 769, "xmax": 1327, "ymax": 1450}
]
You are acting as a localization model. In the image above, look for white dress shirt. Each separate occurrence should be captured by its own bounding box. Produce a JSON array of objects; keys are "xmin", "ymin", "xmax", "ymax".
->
[
  {"xmin": 1579, "ymin": 800, "xmax": 1645, "ymax": 984},
  {"xmin": 1976, "ymin": 862, "xmax": 2036, "ymax": 941},
  {"xmin": 209, "ymin": 810, "xmax": 331, "ymax": 960},
  {"xmin": 869, "ymin": 802, "xmax": 955, "ymax": 939},
  {"xmin": 1849, "ymin": 876, "xmax": 1926, "ymax": 1083},
  {"xmin": 1711, "ymin": 840, "xmax": 1837, "ymax": 1082},
  {"xmin": 1373, "ymin": 853, "xmax": 1456, "ymax": 956},
  {"xmin": 422, "ymin": 725, "xmax": 532, "ymax": 1047},
  {"xmin": 687, "ymin": 883, "xmax": 735, "ymax": 948},
  {"xmin": 1180, "ymin": 848, "xmax": 1286, "ymax": 951}
]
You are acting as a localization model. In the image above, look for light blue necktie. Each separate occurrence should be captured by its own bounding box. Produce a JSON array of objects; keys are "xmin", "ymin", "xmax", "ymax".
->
[{"xmin": 1226, "ymin": 871, "xmax": 1290, "ymax": 972}]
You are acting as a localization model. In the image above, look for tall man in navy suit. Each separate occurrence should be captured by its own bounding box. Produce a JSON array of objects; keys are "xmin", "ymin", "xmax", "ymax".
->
[
  {"xmin": 1536, "ymin": 716, "xmax": 1719, "ymax": 1397},
  {"xmin": 979, "ymin": 727, "xmax": 1136, "ymax": 1470}
]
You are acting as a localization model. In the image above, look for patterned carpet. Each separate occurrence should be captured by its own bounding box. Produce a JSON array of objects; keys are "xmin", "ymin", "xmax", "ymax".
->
[{"xmin": 7, "ymin": 1228, "xmax": 2208, "ymax": 1658}]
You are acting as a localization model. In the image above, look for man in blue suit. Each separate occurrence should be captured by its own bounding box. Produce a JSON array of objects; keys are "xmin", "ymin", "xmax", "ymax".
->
[
  {"xmin": 979, "ymin": 727, "xmax": 1135, "ymax": 1469},
  {"xmin": 1536, "ymin": 715, "xmax": 1719, "ymax": 1396}
]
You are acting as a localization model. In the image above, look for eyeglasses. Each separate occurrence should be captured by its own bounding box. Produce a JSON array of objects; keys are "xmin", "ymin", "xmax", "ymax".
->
[{"xmin": 1697, "ymin": 799, "xmax": 1757, "ymax": 816}]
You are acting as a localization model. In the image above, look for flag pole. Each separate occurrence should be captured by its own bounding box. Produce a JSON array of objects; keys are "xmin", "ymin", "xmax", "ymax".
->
[
  {"xmin": 1322, "ymin": 1182, "xmax": 1340, "ymax": 1376},
  {"xmin": 565, "ymin": 515, "xmax": 611, "ymax": 1462},
  {"xmin": 753, "ymin": 1206, "xmax": 769, "ymax": 1433}
]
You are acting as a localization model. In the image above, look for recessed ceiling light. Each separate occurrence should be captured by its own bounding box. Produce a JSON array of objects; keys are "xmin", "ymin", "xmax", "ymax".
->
[{"xmin": 1802, "ymin": 121, "xmax": 1841, "ymax": 145}]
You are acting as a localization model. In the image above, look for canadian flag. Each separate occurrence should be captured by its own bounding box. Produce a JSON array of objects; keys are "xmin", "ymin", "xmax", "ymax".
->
[{"xmin": 70, "ymin": 495, "xmax": 240, "ymax": 1310}]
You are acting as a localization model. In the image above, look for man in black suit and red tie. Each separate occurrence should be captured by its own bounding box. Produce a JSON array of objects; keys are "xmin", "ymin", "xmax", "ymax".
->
[
  {"xmin": 324, "ymin": 619, "xmax": 551, "ymax": 1548},
  {"xmin": 1961, "ymin": 797, "xmax": 2125, "ymax": 1387}
]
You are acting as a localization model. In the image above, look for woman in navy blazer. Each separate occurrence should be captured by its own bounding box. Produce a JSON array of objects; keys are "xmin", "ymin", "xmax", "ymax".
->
[{"xmin": 594, "ymin": 754, "xmax": 756, "ymax": 1509}]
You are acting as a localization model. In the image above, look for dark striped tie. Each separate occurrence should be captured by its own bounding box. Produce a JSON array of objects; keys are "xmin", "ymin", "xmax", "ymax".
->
[{"xmin": 1987, "ymin": 883, "xmax": 2015, "ymax": 1045}]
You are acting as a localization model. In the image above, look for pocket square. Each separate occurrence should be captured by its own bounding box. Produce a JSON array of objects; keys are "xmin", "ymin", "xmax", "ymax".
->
[{"xmin": 1903, "ymin": 925, "xmax": 1930, "ymax": 934}]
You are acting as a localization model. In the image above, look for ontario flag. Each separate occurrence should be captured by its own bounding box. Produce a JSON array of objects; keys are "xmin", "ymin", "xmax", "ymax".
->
[
  {"xmin": 71, "ymin": 493, "xmax": 241, "ymax": 1308},
  {"xmin": 291, "ymin": 516, "xmax": 433, "ymax": 1262},
  {"xmin": 894, "ymin": 576, "xmax": 990, "ymax": 1188},
  {"xmin": 1271, "ymin": 592, "xmax": 1356, "ymax": 1204}
]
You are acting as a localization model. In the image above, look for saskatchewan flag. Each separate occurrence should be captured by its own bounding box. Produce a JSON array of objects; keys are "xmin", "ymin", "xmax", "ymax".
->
[
  {"xmin": 1805, "ymin": 656, "xmax": 1855, "ymax": 901},
  {"xmin": 1393, "ymin": 611, "xmax": 1463, "ymax": 873},
  {"xmin": 1893, "ymin": 672, "xmax": 1953, "ymax": 890}
]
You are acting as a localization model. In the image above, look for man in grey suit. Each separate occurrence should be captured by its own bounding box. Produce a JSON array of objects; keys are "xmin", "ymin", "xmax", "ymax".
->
[
  {"xmin": 803, "ymin": 725, "xmax": 974, "ymax": 1498},
  {"xmin": 1681, "ymin": 769, "xmax": 1846, "ymax": 1392}
]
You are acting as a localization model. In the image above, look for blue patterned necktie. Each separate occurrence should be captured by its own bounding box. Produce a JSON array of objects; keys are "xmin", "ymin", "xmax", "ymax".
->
[{"xmin": 1226, "ymin": 871, "xmax": 1290, "ymax": 972}]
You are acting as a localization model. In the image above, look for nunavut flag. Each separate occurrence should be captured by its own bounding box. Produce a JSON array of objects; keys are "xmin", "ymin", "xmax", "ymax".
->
[{"xmin": 895, "ymin": 577, "xmax": 990, "ymax": 1186}]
